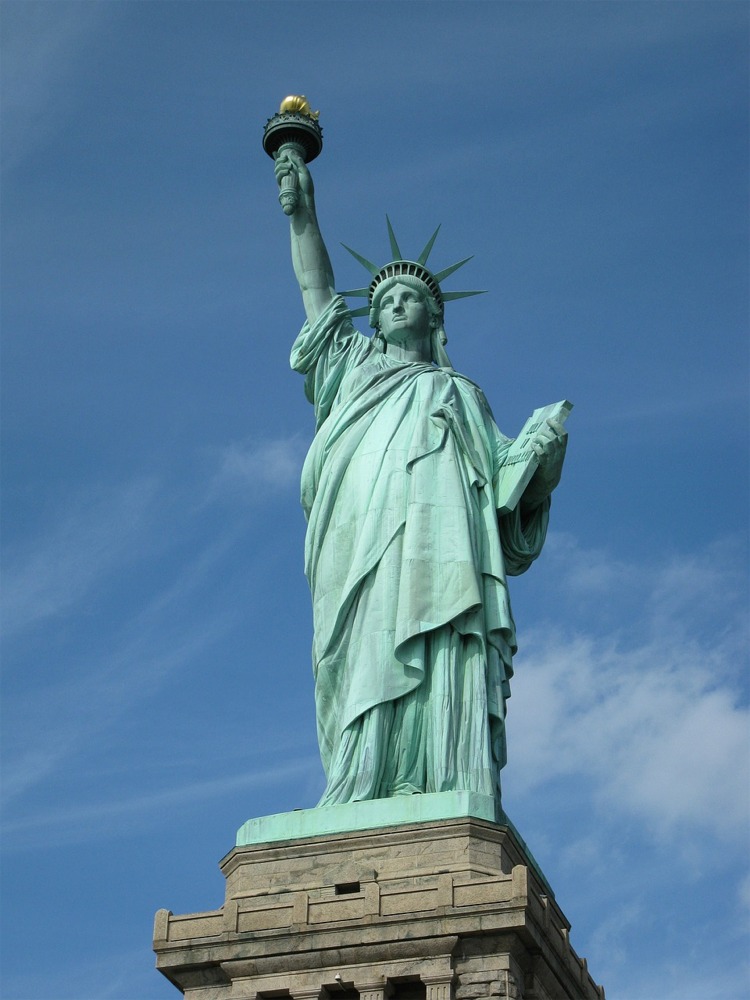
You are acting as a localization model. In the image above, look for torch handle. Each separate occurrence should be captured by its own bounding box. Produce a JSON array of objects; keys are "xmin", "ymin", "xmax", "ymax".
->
[{"xmin": 275, "ymin": 140, "xmax": 306, "ymax": 216}]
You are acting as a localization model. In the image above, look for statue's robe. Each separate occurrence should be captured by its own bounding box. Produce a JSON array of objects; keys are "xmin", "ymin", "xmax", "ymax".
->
[{"xmin": 291, "ymin": 296, "xmax": 549, "ymax": 805}]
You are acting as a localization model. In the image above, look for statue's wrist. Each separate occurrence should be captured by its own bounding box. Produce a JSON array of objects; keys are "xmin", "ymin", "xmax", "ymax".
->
[{"xmin": 290, "ymin": 201, "xmax": 316, "ymax": 232}]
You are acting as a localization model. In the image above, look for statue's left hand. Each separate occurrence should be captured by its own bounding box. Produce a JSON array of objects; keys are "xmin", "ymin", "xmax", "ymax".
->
[{"xmin": 523, "ymin": 418, "xmax": 568, "ymax": 507}]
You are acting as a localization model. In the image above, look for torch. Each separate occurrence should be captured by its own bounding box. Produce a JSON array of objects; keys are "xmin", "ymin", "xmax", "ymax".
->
[{"xmin": 263, "ymin": 96, "xmax": 323, "ymax": 216}]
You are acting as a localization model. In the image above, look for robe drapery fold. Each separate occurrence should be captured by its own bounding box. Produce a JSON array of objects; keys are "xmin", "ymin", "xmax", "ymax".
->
[{"xmin": 291, "ymin": 296, "xmax": 549, "ymax": 805}]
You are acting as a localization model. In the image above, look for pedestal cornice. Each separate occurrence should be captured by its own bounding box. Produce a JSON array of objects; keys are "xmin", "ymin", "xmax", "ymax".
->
[{"xmin": 154, "ymin": 813, "xmax": 603, "ymax": 1000}]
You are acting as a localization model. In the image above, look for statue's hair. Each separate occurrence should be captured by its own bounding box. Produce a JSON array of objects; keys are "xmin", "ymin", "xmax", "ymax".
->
[{"xmin": 369, "ymin": 275, "xmax": 453, "ymax": 369}]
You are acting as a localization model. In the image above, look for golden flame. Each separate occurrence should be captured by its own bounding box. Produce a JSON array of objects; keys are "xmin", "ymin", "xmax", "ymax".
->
[{"xmin": 279, "ymin": 95, "xmax": 319, "ymax": 120}]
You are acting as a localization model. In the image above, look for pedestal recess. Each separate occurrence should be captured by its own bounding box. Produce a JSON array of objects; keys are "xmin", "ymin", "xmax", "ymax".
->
[{"xmin": 154, "ymin": 813, "xmax": 604, "ymax": 1000}]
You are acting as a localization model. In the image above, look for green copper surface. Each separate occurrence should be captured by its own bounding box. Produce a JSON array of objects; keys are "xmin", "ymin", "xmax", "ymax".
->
[
  {"xmin": 237, "ymin": 791, "xmax": 498, "ymax": 844},
  {"xmin": 270, "ymin": 133, "xmax": 569, "ymax": 812}
]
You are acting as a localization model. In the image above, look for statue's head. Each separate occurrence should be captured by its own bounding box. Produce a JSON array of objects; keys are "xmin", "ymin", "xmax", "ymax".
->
[
  {"xmin": 370, "ymin": 273, "xmax": 442, "ymax": 330},
  {"xmin": 340, "ymin": 220, "xmax": 485, "ymax": 367},
  {"xmin": 369, "ymin": 274, "xmax": 450, "ymax": 366}
]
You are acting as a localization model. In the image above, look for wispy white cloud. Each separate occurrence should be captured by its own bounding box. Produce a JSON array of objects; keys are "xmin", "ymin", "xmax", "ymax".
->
[
  {"xmin": 507, "ymin": 536, "xmax": 749, "ymax": 847},
  {"xmin": 1, "ymin": 757, "xmax": 319, "ymax": 850},
  {"xmin": 2, "ymin": 593, "xmax": 233, "ymax": 806},
  {"xmin": 621, "ymin": 960, "xmax": 750, "ymax": 1000},
  {"xmin": 2, "ymin": 433, "xmax": 304, "ymax": 641},
  {"xmin": 1, "ymin": 478, "xmax": 159, "ymax": 639},
  {"xmin": 208, "ymin": 434, "xmax": 306, "ymax": 499},
  {"xmin": 2, "ymin": 439, "xmax": 299, "ymax": 807},
  {"xmin": 503, "ymin": 535, "xmax": 749, "ymax": 997}
]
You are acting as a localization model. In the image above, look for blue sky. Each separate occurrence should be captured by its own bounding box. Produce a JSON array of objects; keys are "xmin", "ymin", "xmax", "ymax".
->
[{"xmin": 1, "ymin": 2, "xmax": 748, "ymax": 998}]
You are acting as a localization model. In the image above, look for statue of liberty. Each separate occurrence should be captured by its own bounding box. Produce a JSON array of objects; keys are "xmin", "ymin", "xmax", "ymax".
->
[{"xmin": 272, "ymin": 130, "xmax": 568, "ymax": 809}]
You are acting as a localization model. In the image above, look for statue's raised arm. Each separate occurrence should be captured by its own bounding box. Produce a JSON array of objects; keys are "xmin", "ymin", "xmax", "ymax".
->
[
  {"xmin": 260, "ymin": 99, "xmax": 333, "ymax": 329},
  {"xmin": 274, "ymin": 152, "xmax": 335, "ymax": 325}
]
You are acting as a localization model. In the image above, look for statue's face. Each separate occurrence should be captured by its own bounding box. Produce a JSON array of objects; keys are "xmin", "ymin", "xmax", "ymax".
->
[{"xmin": 377, "ymin": 282, "xmax": 432, "ymax": 347}]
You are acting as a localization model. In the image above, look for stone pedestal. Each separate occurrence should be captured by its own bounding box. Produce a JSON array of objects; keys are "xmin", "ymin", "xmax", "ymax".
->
[{"xmin": 154, "ymin": 807, "xmax": 604, "ymax": 1000}]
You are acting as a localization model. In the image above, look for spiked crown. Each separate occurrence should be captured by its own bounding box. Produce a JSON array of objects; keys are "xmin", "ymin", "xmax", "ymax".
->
[{"xmin": 339, "ymin": 218, "xmax": 485, "ymax": 321}]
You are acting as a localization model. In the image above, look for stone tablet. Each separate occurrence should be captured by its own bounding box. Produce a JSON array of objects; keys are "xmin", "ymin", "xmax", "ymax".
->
[{"xmin": 495, "ymin": 400, "xmax": 573, "ymax": 514}]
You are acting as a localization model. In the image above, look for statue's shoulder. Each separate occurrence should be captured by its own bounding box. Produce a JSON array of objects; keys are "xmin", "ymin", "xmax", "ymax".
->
[{"xmin": 450, "ymin": 369, "xmax": 494, "ymax": 411}]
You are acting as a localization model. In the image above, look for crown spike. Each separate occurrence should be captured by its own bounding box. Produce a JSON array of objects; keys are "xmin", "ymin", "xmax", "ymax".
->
[
  {"xmin": 385, "ymin": 216, "xmax": 403, "ymax": 260},
  {"xmin": 339, "ymin": 224, "xmax": 484, "ymax": 322},
  {"xmin": 433, "ymin": 256, "xmax": 474, "ymax": 283},
  {"xmin": 417, "ymin": 225, "xmax": 441, "ymax": 266},
  {"xmin": 341, "ymin": 243, "xmax": 379, "ymax": 276}
]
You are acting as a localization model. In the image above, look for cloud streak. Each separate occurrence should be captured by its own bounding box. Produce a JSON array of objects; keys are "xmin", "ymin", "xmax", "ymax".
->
[
  {"xmin": 507, "ymin": 535, "xmax": 749, "ymax": 846},
  {"xmin": 1, "ymin": 757, "xmax": 320, "ymax": 851},
  {"xmin": 1, "ymin": 478, "xmax": 159, "ymax": 639},
  {"xmin": 2, "ymin": 433, "xmax": 305, "ymax": 641},
  {"xmin": 208, "ymin": 434, "xmax": 306, "ymax": 499},
  {"xmin": 2, "ymin": 437, "xmax": 306, "ymax": 812}
]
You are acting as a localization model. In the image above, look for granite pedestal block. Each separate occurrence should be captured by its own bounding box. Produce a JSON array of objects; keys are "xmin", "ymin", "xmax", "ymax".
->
[{"xmin": 154, "ymin": 802, "xmax": 603, "ymax": 1000}]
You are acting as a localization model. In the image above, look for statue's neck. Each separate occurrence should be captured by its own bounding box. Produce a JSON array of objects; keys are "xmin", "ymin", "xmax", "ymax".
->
[{"xmin": 383, "ymin": 343, "xmax": 432, "ymax": 364}]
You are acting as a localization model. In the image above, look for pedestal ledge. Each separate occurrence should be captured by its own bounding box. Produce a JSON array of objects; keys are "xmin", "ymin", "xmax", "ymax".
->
[
  {"xmin": 237, "ymin": 791, "xmax": 498, "ymax": 846},
  {"xmin": 155, "ymin": 811, "xmax": 604, "ymax": 999},
  {"xmin": 235, "ymin": 793, "xmax": 552, "ymax": 898}
]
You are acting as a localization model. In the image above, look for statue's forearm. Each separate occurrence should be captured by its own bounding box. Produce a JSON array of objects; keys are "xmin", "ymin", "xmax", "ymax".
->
[{"xmin": 289, "ymin": 200, "xmax": 335, "ymax": 324}]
